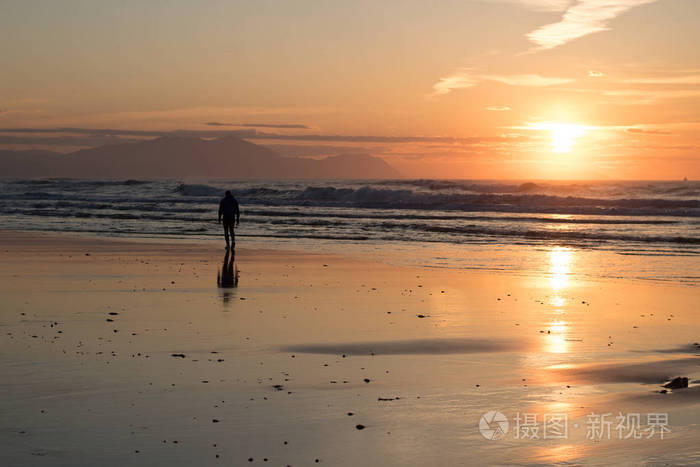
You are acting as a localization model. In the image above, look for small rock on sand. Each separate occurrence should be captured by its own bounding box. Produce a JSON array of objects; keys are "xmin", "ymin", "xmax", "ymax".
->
[{"xmin": 663, "ymin": 377, "xmax": 689, "ymax": 389}]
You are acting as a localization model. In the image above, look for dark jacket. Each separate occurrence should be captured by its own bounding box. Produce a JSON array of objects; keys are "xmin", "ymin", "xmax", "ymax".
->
[{"xmin": 218, "ymin": 195, "xmax": 240, "ymax": 221}]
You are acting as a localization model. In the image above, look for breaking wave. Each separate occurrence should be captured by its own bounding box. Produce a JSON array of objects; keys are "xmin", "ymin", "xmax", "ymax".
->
[
  {"xmin": 1, "ymin": 178, "xmax": 698, "ymax": 250},
  {"xmin": 170, "ymin": 183, "xmax": 700, "ymax": 216}
]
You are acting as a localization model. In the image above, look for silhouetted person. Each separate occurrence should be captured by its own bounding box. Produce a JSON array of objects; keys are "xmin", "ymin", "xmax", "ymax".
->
[{"xmin": 218, "ymin": 190, "xmax": 240, "ymax": 249}]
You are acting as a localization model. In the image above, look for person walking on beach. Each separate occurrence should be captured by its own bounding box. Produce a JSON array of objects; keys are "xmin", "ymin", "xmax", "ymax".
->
[{"xmin": 218, "ymin": 190, "xmax": 240, "ymax": 249}]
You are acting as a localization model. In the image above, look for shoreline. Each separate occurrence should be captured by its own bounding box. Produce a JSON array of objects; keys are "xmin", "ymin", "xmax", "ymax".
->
[{"xmin": 2, "ymin": 227, "xmax": 698, "ymax": 288}]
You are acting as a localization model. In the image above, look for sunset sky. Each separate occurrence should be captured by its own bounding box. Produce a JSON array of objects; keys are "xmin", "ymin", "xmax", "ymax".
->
[{"xmin": 1, "ymin": 0, "xmax": 699, "ymax": 179}]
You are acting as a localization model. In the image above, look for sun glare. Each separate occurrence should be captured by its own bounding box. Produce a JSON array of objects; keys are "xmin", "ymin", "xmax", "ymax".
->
[
  {"xmin": 547, "ymin": 123, "xmax": 587, "ymax": 153},
  {"xmin": 526, "ymin": 122, "xmax": 588, "ymax": 154}
]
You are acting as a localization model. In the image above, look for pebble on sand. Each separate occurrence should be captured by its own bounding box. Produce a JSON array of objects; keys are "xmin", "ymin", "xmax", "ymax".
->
[{"xmin": 663, "ymin": 377, "xmax": 689, "ymax": 389}]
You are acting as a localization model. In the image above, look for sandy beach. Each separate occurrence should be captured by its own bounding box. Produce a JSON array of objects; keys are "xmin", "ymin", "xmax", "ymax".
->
[
  {"xmin": 3, "ymin": 0, "xmax": 699, "ymax": 464},
  {"xmin": 0, "ymin": 230, "xmax": 698, "ymax": 466}
]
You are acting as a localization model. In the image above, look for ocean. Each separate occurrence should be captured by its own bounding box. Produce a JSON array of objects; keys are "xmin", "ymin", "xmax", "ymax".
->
[{"xmin": 1, "ymin": 178, "xmax": 698, "ymax": 283}]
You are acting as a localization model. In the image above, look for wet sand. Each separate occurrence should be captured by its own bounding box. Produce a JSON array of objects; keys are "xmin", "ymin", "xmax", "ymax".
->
[{"xmin": 0, "ymin": 230, "xmax": 698, "ymax": 466}]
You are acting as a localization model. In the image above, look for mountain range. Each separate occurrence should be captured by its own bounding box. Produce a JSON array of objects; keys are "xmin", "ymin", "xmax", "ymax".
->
[{"xmin": 0, "ymin": 136, "xmax": 400, "ymax": 179}]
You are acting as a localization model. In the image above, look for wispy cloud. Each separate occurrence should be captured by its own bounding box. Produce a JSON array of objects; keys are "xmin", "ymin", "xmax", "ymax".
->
[
  {"xmin": 526, "ymin": 0, "xmax": 658, "ymax": 50},
  {"xmin": 205, "ymin": 122, "xmax": 311, "ymax": 129},
  {"xmin": 602, "ymin": 89, "xmax": 700, "ymax": 101},
  {"xmin": 0, "ymin": 127, "xmax": 529, "ymax": 145},
  {"xmin": 432, "ymin": 71, "xmax": 480, "ymax": 95},
  {"xmin": 588, "ymin": 70, "xmax": 604, "ymax": 77},
  {"xmin": 485, "ymin": 106, "xmax": 512, "ymax": 111},
  {"xmin": 625, "ymin": 127, "xmax": 671, "ymax": 135},
  {"xmin": 485, "ymin": 74, "xmax": 573, "ymax": 86},
  {"xmin": 0, "ymin": 134, "xmax": 143, "ymax": 147},
  {"xmin": 481, "ymin": 0, "xmax": 572, "ymax": 12},
  {"xmin": 261, "ymin": 144, "xmax": 376, "ymax": 157},
  {"xmin": 621, "ymin": 75, "xmax": 700, "ymax": 84},
  {"xmin": 432, "ymin": 69, "xmax": 572, "ymax": 95}
]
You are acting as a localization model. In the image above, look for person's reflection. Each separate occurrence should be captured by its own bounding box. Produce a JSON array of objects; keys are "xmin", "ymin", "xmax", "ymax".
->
[{"xmin": 217, "ymin": 248, "xmax": 239, "ymax": 304}]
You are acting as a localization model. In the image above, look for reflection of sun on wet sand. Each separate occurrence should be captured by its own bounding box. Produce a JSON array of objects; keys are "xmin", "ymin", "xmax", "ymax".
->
[{"xmin": 0, "ymin": 231, "xmax": 698, "ymax": 466}]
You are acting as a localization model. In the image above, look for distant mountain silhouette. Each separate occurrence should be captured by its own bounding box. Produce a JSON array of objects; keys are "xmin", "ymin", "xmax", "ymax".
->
[{"xmin": 0, "ymin": 136, "xmax": 400, "ymax": 179}]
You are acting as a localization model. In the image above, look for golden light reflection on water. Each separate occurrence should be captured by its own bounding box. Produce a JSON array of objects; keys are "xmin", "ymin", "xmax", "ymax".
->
[
  {"xmin": 542, "ymin": 247, "xmax": 576, "ymax": 354},
  {"xmin": 548, "ymin": 246, "xmax": 573, "ymax": 292},
  {"xmin": 549, "ymin": 296, "xmax": 566, "ymax": 307},
  {"xmin": 529, "ymin": 400, "xmax": 586, "ymax": 421},
  {"xmin": 529, "ymin": 443, "xmax": 585, "ymax": 464},
  {"xmin": 524, "ymin": 402, "xmax": 589, "ymax": 464},
  {"xmin": 551, "ymin": 214, "xmax": 574, "ymax": 221},
  {"xmin": 548, "ymin": 321, "xmax": 567, "ymax": 334},
  {"xmin": 544, "ymin": 320, "xmax": 569, "ymax": 354}
]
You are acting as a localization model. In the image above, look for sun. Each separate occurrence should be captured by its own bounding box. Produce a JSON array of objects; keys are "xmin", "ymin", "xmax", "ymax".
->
[
  {"xmin": 523, "ymin": 121, "xmax": 589, "ymax": 154},
  {"xmin": 546, "ymin": 123, "xmax": 587, "ymax": 153}
]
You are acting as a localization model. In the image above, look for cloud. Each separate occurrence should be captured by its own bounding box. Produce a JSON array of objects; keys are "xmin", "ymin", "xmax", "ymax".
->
[
  {"xmin": 205, "ymin": 121, "xmax": 311, "ymax": 129},
  {"xmin": 0, "ymin": 127, "xmax": 259, "ymax": 141},
  {"xmin": 621, "ymin": 75, "xmax": 700, "ymax": 84},
  {"xmin": 262, "ymin": 144, "xmax": 374, "ymax": 157},
  {"xmin": 485, "ymin": 106, "xmax": 511, "ymax": 111},
  {"xmin": 0, "ymin": 134, "xmax": 146, "ymax": 147},
  {"xmin": 481, "ymin": 0, "xmax": 572, "ymax": 12},
  {"xmin": 602, "ymin": 89, "xmax": 700, "ymax": 101},
  {"xmin": 432, "ymin": 69, "xmax": 572, "ymax": 95},
  {"xmin": 526, "ymin": 0, "xmax": 658, "ymax": 50},
  {"xmin": 0, "ymin": 127, "xmax": 529, "ymax": 145},
  {"xmin": 3, "ymin": 106, "xmax": 338, "ymax": 132},
  {"xmin": 588, "ymin": 70, "xmax": 604, "ymax": 77},
  {"xmin": 625, "ymin": 127, "xmax": 671, "ymax": 135},
  {"xmin": 484, "ymin": 74, "xmax": 573, "ymax": 86},
  {"xmin": 432, "ymin": 71, "xmax": 480, "ymax": 95}
]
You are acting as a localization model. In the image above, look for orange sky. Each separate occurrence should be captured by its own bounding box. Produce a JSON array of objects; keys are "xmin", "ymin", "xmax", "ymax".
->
[{"xmin": 1, "ymin": 0, "xmax": 699, "ymax": 179}]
